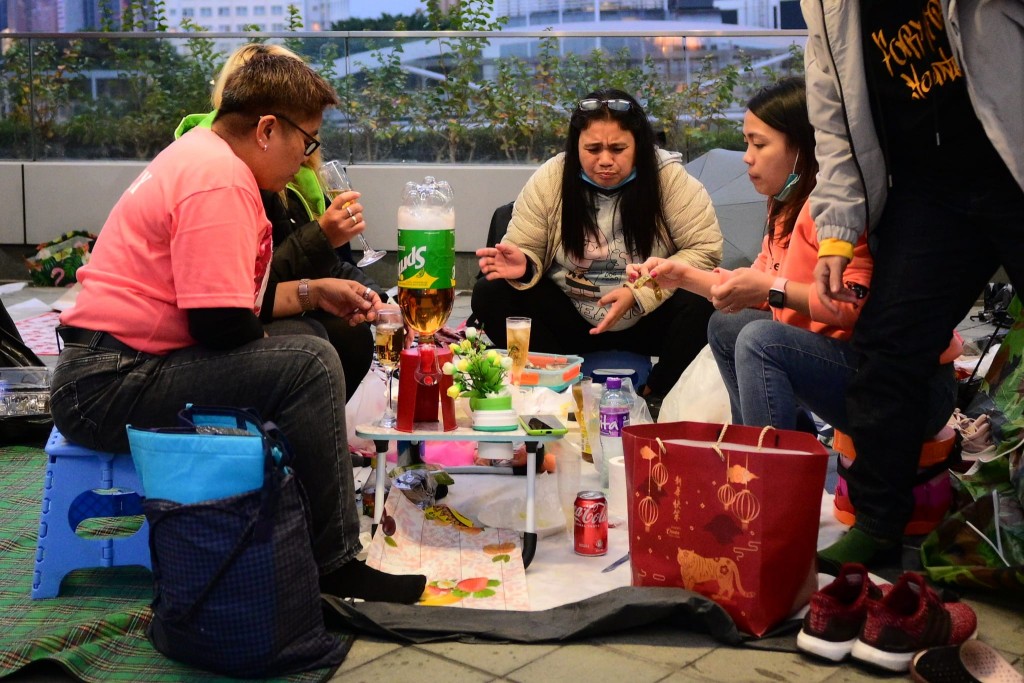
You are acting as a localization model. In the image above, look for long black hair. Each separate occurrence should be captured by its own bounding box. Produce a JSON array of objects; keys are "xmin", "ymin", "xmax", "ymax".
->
[
  {"xmin": 746, "ymin": 76, "xmax": 817, "ymax": 244},
  {"xmin": 560, "ymin": 88, "xmax": 671, "ymax": 261}
]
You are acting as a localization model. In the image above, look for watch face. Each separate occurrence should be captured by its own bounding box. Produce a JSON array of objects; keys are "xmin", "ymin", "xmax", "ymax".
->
[{"xmin": 768, "ymin": 288, "xmax": 785, "ymax": 309}]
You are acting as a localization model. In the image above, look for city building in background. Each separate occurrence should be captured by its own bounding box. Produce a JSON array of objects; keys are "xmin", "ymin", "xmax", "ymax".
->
[
  {"xmin": 2, "ymin": 0, "xmax": 150, "ymax": 31},
  {"xmin": 165, "ymin": 0, "xmax": 292, "ymax": 32}
]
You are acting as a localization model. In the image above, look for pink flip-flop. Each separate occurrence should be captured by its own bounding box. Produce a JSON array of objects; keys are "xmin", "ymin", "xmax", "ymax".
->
[{"xmin": 911, "ymin": 640, "xmax": 1023, "ymax": 683}]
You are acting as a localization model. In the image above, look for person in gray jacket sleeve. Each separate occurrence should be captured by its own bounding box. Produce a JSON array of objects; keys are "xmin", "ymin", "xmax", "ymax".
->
[{"xmin": 801, "ymin": 0, "xmax": 1024, "ymax": 570}]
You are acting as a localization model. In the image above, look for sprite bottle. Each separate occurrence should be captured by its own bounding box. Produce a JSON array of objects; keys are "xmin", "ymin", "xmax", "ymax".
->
[{"xmin": 396, "ymin": 176, "xmax": 456, "ymax": 344}]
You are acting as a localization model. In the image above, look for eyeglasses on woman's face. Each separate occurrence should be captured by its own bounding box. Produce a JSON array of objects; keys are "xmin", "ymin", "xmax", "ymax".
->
[
  {"xmin": 577, "ymin": 98, "xmax": 633, "ymax": 113},
  {"xmin": 266, "ymin": 113, "xmax": 320, "ymax": 156}
]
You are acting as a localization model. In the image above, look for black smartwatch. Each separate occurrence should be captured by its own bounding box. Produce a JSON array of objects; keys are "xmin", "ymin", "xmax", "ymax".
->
[{"xmin": 768, "ymin": 277, "xmax": 788, "ymax": 309}]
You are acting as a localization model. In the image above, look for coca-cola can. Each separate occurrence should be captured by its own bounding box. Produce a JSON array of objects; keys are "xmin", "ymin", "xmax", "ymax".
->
[{"xmin": 574, "ymin": 490, "xmax": 608, "ymax": 556}]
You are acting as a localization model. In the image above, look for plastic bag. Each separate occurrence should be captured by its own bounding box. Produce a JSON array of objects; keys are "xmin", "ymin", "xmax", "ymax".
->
[
  {"xmin": 658, "ymin": 344, "xmax": 731, "ymax": 424},
  {"xmin": 345, "ymin": 366, "xmax": 394, "ymax": 457},
  {"xmin": 25, "ymin": 230, "xmax": 96, "ymax": 287}
]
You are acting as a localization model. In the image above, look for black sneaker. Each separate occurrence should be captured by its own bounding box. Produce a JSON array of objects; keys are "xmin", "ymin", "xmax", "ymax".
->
[
  {"xmin": 797, "ymin": 563, "xmax": 886, "ymax": 662},
  {"xmin": 851, "ymin": 571, "xmax": 978, "ymax": 672}
]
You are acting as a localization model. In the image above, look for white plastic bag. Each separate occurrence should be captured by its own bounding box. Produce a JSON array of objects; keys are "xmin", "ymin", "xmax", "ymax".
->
[
  {"xmin": 658, "ymin": 344, "xmax": 732, "ymax": 424},
  {"xmin": 345, "ymin": 366, "xmax": 392, "ymax": 456}
]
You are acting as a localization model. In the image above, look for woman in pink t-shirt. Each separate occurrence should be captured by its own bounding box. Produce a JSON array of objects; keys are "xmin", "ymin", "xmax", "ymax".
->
[
  {"xmin": 50, "ymin": 53, "xmax": 424, "ymax": 604},
  {"xmin": 629, "ymin": 77, "xmax": 957, "ymax": 438}
]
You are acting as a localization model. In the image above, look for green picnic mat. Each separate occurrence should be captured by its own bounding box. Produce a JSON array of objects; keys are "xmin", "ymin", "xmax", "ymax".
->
[{"xmin": 0, "ymin": 445, "xmax": 346, "ymax": 682}]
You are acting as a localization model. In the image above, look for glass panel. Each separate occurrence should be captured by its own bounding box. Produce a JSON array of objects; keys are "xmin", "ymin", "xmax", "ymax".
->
[{"xmin": 0, "ymin": 30, "xmax": 805, "ymax": 163}]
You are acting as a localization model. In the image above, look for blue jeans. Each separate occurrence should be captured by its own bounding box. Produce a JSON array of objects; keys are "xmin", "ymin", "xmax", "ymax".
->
[
  {"xmin": 708, "ymin": 309, "xmax": 955, "ymax": 436},
  {"xmin": 846, "ymin": 163, "xmax": 1024, "ymax": 540},
  {"xmin": 49, "ymin": 321, "xmax": 359, "ymax": 575},
  {"xmin": 708, "ymin": 308, "xmax": 858, "ymax": 430}
]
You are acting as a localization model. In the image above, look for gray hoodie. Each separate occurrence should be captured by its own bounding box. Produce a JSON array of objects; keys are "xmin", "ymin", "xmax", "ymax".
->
[{"xmin": 801, "ymin": 0, "xmax": 1024, "ymax": 245}]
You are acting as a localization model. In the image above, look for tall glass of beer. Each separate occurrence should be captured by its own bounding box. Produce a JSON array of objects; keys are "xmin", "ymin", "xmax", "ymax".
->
[{"xmin": 506, "ymin": 316, "xmax": 531, "ymax": 386}]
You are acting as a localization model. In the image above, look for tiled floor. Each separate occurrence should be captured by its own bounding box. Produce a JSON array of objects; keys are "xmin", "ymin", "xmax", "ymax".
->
[{"xmin": 3, "ymin": 286, "xmax": 1022, "ymax": 683}]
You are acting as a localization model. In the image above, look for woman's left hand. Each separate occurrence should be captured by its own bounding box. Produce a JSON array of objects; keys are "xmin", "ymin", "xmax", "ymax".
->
[
  {"xmin": 319, "ymin": 191, "xmax": 366, "ymax": 248},
  {"xmin": 708, "ymin": 268, "xmax": 773, "ymax": 313},
  {"xmin": 590, "ymin": 287, "xmax": 637, "ymax": 335}
]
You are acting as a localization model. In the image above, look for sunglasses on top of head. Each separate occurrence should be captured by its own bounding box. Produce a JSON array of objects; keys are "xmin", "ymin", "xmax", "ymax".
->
[
  {"xmin": 263, "ymin": 113, "xmax": 320, "ymax": 156},
  {"xmin": 577, "ymin": 98, "xmax": 633, "ymax": 113}
]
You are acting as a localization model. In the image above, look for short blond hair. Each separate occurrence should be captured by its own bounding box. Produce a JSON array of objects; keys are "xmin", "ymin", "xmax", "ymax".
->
[
  {"xmin": 212, "ymin": 43, "xmax": 303, "ymax": 109},
  {"xmin": 215, "ymin": 50, "xmax": 339, "ymax": 129}
]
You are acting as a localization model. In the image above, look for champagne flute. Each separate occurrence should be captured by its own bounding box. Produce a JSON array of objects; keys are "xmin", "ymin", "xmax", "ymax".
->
[
  {"xmin": 318, "ymin": 160, "xmax": 386, "ymax": 267},
  {"xmin": 373, "ymin": 308, "xmax": 406, "ymax": 428}
]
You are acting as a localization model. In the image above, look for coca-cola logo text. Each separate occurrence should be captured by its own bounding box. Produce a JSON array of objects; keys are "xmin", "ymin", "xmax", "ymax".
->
[{"xmin": 575, "ymin": 502, "xmax": 607, "ymax": 525}]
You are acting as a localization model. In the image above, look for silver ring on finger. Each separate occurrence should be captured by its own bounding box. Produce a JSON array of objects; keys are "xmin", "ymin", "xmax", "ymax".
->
[
  {"xmin": 362, "ymin": 286, "xmax": 372, "ymax": 301},
  {"xmin": 345, "ymin": 205, "xmax": 355, "ymax": 219}
]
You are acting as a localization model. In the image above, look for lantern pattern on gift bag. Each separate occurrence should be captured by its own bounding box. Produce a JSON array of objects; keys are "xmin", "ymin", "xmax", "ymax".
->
[
  {"xmin": 716, "ymin": 452, "xmax": 762, "ymax": 530},
  {"xmin": 636, "ymin": 444, "xmax": 660, "ymax": 532}
]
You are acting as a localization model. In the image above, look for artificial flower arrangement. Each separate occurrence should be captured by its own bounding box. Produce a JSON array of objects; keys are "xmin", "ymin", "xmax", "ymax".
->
[{"xmin": 443, "ymin": 327, "xmax": 513, "ymax": 400}]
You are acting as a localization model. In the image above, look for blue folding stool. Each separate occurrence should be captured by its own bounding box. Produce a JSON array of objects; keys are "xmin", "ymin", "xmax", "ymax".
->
[{"xmin": 32, "ymin": 426, "xmax": 151, "ymax": 599}]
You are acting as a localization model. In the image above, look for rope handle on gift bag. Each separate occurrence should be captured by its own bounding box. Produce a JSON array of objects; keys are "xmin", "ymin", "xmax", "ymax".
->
[
  {"xmin": 711, "ymin": 424, "xmax": 775, "ymax": 462},
  {"xmin": 151, "ymin": 407, "xmax": 291, "ymax": 625}
]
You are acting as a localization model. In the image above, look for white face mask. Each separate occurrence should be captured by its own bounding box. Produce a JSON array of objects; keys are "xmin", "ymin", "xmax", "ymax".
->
[{"xmin": 773, "ymin": 152, "xmax": 800, "ymax": 202}]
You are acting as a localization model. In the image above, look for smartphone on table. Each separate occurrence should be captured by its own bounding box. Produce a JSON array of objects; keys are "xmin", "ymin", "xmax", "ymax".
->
[{"xmin": 519, "ymin": 414, "xmax": 568, "ymax": 436}]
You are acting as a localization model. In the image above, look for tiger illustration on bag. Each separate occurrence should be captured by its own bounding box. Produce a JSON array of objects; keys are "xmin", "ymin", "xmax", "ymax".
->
[{"xmin": 677, "ymin": 548, "xmax": 753, "ymax": 601}]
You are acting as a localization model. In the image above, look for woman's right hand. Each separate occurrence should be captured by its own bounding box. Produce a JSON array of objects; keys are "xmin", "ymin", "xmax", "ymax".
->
[
  {"xmin": 476, "ymin": 243, "xmax": 527, "ymax": 280},
  {"xmin": 312, "ymin": 278, "xmax": 378, "ymax": 324},
  {"xmin": 628, "ymin": 257, "xmax": 690, "ymax": 289},
  {"xmin": 318, "ymin": 190, "xmax": 366, "ymax": 248}
]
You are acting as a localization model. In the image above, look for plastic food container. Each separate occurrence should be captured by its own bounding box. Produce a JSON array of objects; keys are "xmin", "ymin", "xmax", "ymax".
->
[
  {"xmin": 0, "ymin": 367, "xmax": 52, "ymax": 416},
  {"xmin": 500, "ymin": 351, "xmax": 582, "ymax": 392}
]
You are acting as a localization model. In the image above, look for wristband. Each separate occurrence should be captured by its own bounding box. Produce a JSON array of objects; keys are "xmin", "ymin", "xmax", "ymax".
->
[
  {"xmin": 298, "ymin": 279, "xmax": 314, "ymax": 312},
  {"xmin": 818, "ymin": 238, "xmax": 855, "ymax": 260}
]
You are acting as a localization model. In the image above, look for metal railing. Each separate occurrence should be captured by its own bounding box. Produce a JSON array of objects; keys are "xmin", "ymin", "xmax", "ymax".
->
[{"xmin": 0, "ymin": 28, "xmax": 806, "ymax": 163}]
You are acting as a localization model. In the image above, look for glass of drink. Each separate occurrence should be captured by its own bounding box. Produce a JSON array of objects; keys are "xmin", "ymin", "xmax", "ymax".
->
[
  {"xmin": 373, "ymin": 309, "xmax": 406, "ymax": 427},
  {"xmin": 572, "ymin": 376, "xmax": 594, "ymax": 462},
  {"xmin": 506, "ymin": 316, "xmax": 531, "ymax": 386},
  {"xmin": 317, "ymin": 160, "xmax": 386, "ymax": 267}
]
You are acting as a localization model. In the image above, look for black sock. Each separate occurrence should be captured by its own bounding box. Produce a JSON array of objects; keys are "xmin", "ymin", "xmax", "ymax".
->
[{"xmin": 320, "ymin": 560, "xmax": 426, "ymax": 604}]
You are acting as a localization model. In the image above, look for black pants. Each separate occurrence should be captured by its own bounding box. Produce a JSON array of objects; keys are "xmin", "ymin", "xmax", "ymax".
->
[
  {"xmin": 269, "ymin": 314, "xmax": 372, "ymax": 404},
  {"xmin": 471, "ymin": 275, "xmax": 713, "ymax": 396},
  {"xmin": 313, "ymin": 314, "xmax": 373, "ymax": 404},
  {"xmin": 846, "ymin": 162, "xmax": 1024, "ymax": 540}
]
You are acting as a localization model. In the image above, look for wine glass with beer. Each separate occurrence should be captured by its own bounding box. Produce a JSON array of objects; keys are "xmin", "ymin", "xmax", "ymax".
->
[
  {"xmin": 373, "ymin": 308, "xmax": 406, "ymax": 428},
  {"xmin": 318, "ymin": 160, "xmax": 386, "ymax": 267},
  {"xmin": 506, "ymin": 316, "xmax": 531, "ymax": 386}
]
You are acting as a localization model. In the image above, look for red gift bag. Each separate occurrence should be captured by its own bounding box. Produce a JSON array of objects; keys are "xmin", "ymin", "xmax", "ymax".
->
[{"xmin": 622, "ymin": 421, "xmax": 828, "ymax": 636}]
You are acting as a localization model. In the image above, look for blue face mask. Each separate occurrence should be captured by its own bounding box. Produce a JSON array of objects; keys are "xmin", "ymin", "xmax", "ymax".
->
[
  {"xmin": 773, "ymin": 153, "xmax": 800, "ymax": 202},
  {"xmin": 581, "ymin": 169, "xmax": 637, "ymax": 191}
]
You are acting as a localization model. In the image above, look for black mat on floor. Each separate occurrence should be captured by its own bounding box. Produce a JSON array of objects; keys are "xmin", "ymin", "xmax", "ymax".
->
[{"xmin": 324, "ymin": 586, "xmax": 746, "ymax": 645}]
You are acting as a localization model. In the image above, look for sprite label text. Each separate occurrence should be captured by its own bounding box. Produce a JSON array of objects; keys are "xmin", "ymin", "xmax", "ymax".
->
[{"xmin": 397, "ymin": 229, "xmax": 455, "ymax": 290}]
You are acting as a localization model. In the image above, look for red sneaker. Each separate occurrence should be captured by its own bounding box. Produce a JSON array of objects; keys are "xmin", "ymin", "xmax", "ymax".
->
[
  {"xmin": 797, "ymin": 563, "xmax": 885, "ymax": 662},
  {"xmin": 852, "ymin": 571, "xmax": 978, "ymax": 672}
]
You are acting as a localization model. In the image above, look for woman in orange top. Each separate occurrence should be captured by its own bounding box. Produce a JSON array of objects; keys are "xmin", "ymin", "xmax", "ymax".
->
[{"xmin": 630, "ymin": 77, "xmax": 958, "ymax": 433}]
